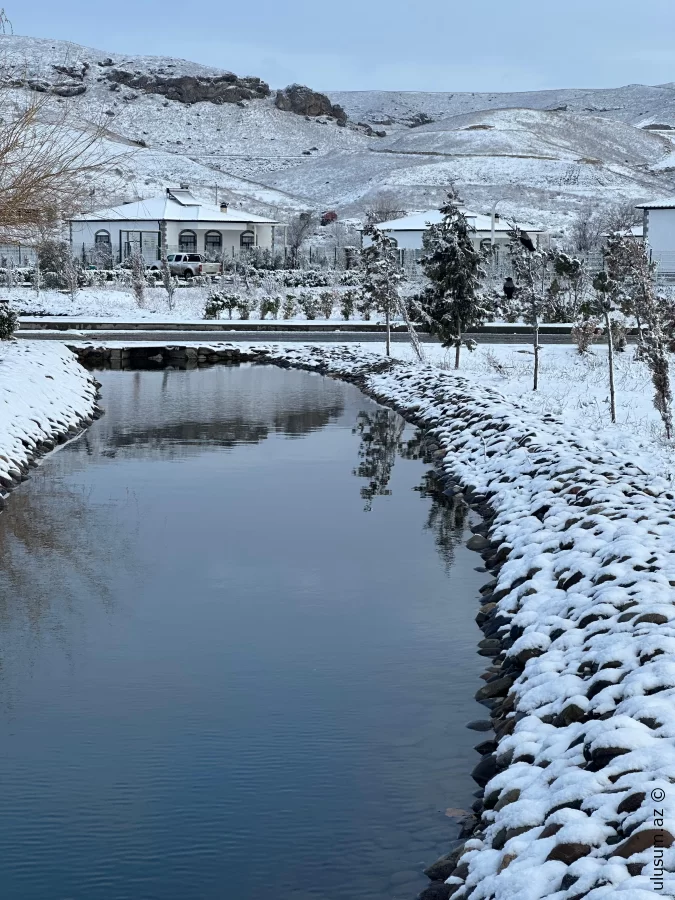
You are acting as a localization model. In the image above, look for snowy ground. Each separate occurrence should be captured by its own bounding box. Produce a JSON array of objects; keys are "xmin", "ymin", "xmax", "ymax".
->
[
  {"xmin": 0, "ymin": 342, "xmax": 98, "ymax": 489},
  {"xmin": 11, "ymin": 286, "xmax": 385, "ymax": 323}
]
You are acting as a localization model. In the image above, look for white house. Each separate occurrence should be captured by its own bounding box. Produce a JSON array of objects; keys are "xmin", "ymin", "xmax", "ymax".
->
[
  {"xmin": 361, "ymin": 208, "xmax": 548, "ymax": 253},
  {"xmin": 70, "ymin": 187, "xmax": 282, "ymax": 264},
  {"xmin": 636, "ymin": 200, "xmax": 675, "ymax": 273}
]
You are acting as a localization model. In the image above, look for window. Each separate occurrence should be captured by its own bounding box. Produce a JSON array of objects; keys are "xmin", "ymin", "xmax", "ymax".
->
[
  {"xmin": 205, "ymin": 231, "xmax": 222, "ymax": 256},
  {"xmin": 178, "ymin": 230, "xmax": 197, "ymax": 252},
  {"xmin": 187, "ymin": 254, "xmax": 202, "ymax": 262},
  {"xmin": 94, "ymin": 229, "xmax": 111, "ymax": 244},
  {"xmin": 239, "ymin": 230, "xmax": 255, "ymax": 248},
  {"xmin": 166, "ymin": 255, "xmax": 176, "ymax": 261}
]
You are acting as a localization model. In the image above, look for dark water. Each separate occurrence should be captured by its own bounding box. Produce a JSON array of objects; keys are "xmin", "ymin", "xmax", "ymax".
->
[{"xmin": 0, "ymin": 366, "xmax": 486, "ymax": 900}]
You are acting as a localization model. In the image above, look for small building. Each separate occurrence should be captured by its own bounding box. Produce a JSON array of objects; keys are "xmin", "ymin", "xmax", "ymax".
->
[
  {"xmin": 70, "ymin": 187, "xmax": 282, "ymax": 265},
  {"xmin": 361, "ymin": 208, "xmax": 548, "ymax": 254},
  {"xmin": 636, "ymin": 200, "xmax": 675, "ymax": 273}
]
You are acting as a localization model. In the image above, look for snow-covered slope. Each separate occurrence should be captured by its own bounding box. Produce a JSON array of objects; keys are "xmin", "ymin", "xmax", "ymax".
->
[
  {"xmin": 4, "ymin": 34, "xmax": 675, "ymax": 227},
  {"xmin": 254, "ymin": 108, "xmax": 674, "ymax": 229},
  {"xmin": 328, "ymin": 83, "xmax": 675, "ymax": 131}
]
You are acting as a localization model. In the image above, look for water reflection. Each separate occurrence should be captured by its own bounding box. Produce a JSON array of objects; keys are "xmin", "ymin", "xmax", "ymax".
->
[
  {"xmin": 0, "ymin": 367, "xmax": 485, "ymax": 900},
  {"xmin": 352, "ymin": 409, "xmax": 468, "ymax": 570}
]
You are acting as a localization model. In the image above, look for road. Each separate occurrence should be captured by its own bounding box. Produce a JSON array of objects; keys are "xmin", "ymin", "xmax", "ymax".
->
[{"xmin": 18, "ymin": 329, "xmax": 582, "ymax": 344}]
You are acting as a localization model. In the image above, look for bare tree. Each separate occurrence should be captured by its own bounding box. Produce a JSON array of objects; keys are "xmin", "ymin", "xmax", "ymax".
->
[
  {"xmin": 160, "ymin": 254, "xmax": 176, "ymax": 311},
  {"xmin": 602, "ymin": 201, "xmax": 642, "ymax": 235},
  {"xmin": 507, "ymin": 227, "xmax": 553, "ymax": 391},
  {"xmin": 286, "ymin": 211, "xmax": 317, "ymax": 265},
  {"xmin": 0, "ymin": 91, "xmax": 126, "ymax": 242},
  {"xmin": 129, "ymin": 252, "xmax": 146, "ymax": 307},
  {"xmin": 605, "ymin": 233, "xmax": 673, "ymax": 438},
  {"xmin": 570, "ymin": 201, "xmax": 604, "ymax": 253},
  {"xmin": 364, "ymin": 191, "xmax": 407, "ymax": 226},
  {"xmin": 62, "ymin": 255, "xmax": 81, "ymax": 301}
]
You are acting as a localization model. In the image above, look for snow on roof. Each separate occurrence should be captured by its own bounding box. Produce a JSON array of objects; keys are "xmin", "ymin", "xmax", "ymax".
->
[
  {"xmin": 72, "ymin": 190, "xmax": 279, "ymax": 224},
  {"xmin": 635, "ymin": 198, "xmax": 675, "ymax": 209},
  {"xmin": 370, "ymin": 208, "xmax": 544, "ymax": 233}
]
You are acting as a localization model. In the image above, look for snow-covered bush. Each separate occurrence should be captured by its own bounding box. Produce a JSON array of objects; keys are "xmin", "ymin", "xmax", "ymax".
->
[
  {"xmin": 356, "ymin": 291, "xmax": 372, "ymax": 321},
  {"xmin": 203, "ymin": 295, "xmax": 225, "ymax": 320},
  {"xmin": 260, "ymin": 295, "xmax": 282, "ymax": 319},
  {"xmin": 571, "ymin": 317, "xmax": 600, "ymax": 353},
  {"xmin": 319, "ymin": 290, "xmax": 335, "ymax": 318},
  {"xmin": 298, "ymin": 292, "xmax": 318, "ymax": 320},
  {"xmin": 237, "ymin": 296, "xmax": 254, "ymax": 320},
  {"xmin": 610, "ymin": 318, "xmax": 627, "ymax": 352},
  {"xmin": 340, "ymin": 289, "xmax": 357, "ymax": 320},
  {"xmin": 282, "ymin": 294, "xmax": 298, "ymax": 319},
  {"xmin": 0, "ymin": 301, "xmax": 17, "ymax": 339}
]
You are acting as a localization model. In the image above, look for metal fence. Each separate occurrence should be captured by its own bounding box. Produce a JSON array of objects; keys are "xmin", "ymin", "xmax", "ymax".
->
[{"xmin": 0, "ymin": 244, "xmax": 38, "ymax": 267}]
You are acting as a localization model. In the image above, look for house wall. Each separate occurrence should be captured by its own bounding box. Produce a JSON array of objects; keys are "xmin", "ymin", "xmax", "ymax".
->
[
  {"xmin": 71, "ymin": 219, "xmax": 276, "ymax": 262},
  {"xmin": 362, "ymin": 229, "xmax": 517, "ymax": 251},
  {"xmin": 642, "ymin": 209, "xmax": 675, "ymax": 273},
  {"xmin": 644, "ymin": 209, "xmax": 675, "ymax": 253}
]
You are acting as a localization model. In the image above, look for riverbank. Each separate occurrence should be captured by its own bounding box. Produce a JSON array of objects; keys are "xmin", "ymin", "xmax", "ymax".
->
[
  {"xmin": 0, "ymin": 342, "xmax": 99, "ymax": 502},
  {"xmin": 69, "ymin": 341, "xmax": 675, "ymax": 899}
]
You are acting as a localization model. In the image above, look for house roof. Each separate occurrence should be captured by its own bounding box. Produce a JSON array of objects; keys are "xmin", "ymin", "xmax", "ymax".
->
[
  {"xmin": 635, "ymin": 199, "xmax": 675, "ymax": 210},
  {"xmin": 72, "ymin": 189, "xmax": 279, "ymax": 224},
  {"xmin": 369, "ymin": 208, "xmax": 544, "ymax": 234}
]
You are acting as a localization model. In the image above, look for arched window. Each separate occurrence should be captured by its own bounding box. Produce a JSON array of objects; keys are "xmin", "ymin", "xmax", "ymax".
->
[
  {"xmin": 178, "ymin": 230, "xmax": 197, "ymax": 252},
  {"xmin": 204, "ymin": 231, "xmax": 222, "ymax": 257},
  {"xmin": 94, "ymin": 229, "xmax": 111, "ymax": 244},
  {"xmin": 239, "ymin": 229, "xmax": 255, "ymax": 249}
]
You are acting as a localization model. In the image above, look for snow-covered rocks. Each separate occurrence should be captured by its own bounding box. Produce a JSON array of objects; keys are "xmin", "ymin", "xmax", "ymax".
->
[{"xmin": 0, "ymin": 342, "xmax": 99, "ymax": 496}]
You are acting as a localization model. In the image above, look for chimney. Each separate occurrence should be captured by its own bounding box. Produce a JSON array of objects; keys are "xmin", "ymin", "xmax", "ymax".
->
[{"xmin": 220, "ymin": 201, "xmax": 229, "ymax": 213}]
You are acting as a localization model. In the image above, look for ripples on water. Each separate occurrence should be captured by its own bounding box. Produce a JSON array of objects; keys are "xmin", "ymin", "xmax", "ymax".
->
[{"xmin": 0, "ymin": 365, "xmax": 486, "ymax": 900}]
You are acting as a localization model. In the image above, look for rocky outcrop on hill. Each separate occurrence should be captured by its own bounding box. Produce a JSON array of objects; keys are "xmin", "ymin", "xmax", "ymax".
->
[
  {"xmin": 104, "ymin": 68, "xmax": 270, "ymax": 104},
  {"xmin": 274, "ymin": 84, "xmax": 347, "ymax": 122}
]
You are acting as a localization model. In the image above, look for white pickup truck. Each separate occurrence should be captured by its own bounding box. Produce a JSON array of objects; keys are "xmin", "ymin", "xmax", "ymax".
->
[{"xmin": 150, "ymin": 254, "xmax": 221, "ymax": 278}]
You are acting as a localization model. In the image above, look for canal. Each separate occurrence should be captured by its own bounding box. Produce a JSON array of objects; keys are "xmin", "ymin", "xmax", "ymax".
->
[{"xmin": 0, "ymin": 365, "xmax": 485, "ymax": 900}]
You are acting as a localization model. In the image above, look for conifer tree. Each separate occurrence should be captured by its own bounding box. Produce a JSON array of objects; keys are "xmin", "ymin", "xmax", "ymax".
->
[{"xmin": 419, "ymin": 193, "xmax": 487, "ymax": 368}]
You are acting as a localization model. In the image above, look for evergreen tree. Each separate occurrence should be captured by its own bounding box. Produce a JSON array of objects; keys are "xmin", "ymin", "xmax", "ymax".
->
[
  {"xmin": 361, "ymin": 224, "xmax": 422, "ymax": 359},
  {"xmin": 419, "ymin": 193, "xmax": 487, "ymax": 368}
]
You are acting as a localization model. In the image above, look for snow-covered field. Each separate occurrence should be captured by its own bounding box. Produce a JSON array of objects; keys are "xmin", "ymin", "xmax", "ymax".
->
[
  {"xmin": 0, "ymin": 342, "xmax": 98, "ymax": 491},
  {"xmin": 11, "ymin": 285, "xmax": 390, "ymax": 324}
]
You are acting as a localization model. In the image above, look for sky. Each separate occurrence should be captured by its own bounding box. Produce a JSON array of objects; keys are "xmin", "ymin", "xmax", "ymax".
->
[{"xmin": 10, "ymin": 0, "xmax": 675, "ymax": 93}]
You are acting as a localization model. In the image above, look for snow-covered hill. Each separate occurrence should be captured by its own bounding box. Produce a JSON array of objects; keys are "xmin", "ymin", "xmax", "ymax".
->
[
  {"xmin": 328, "ymin": 83, "xmax": 675, "ymax": 131},
  {"xmin": 4, "ymin": 34, "xmax": 675, "ymax": 229}
]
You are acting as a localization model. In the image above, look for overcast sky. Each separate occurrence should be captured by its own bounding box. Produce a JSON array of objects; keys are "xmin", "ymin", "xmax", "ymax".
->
[{"xmin": 12, "ymin": 0, "xmax": 675, "ymax": 92}]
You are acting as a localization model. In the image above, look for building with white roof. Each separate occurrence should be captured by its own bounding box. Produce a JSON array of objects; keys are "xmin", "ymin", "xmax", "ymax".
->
[
  {"xmin": 70, "ymin": 187, "xmax": 282, "ymax": 264},
  {"xmin": 361, "ymin": 208, "xmax": 548, "ymax": 253},
  {"xmin": 636, "ymin": 199, "xmax": 675, "ymax": 273}
]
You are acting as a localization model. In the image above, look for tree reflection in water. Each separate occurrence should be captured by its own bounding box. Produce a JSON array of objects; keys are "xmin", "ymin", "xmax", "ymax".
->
[{"xmin": 353, "ymin": 409, "xmax": 468, "ymax": 568}]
